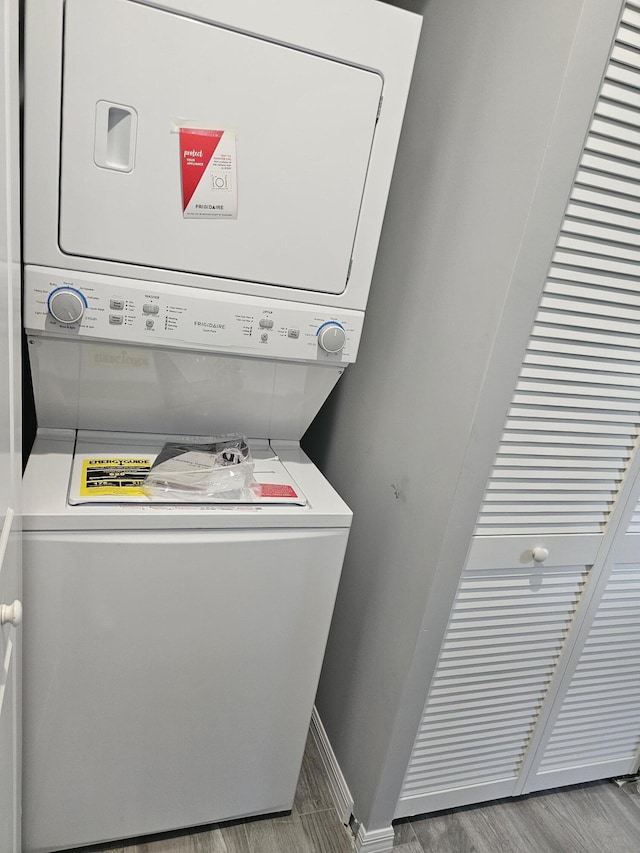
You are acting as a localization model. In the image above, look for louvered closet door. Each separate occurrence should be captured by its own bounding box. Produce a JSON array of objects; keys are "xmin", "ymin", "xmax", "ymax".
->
[
  {"xmin": 518, "ymin": 1, "xmax": 640, "ymax": 795},
  {"xmin": 521, "ymin": 559, "xmax": 640, "ymax": 792},
  {"xmin": 397, "ymin": 1, "xmax": 640, "ymax": 818},
  {"xmin": 523, "ymin": 472, "xmax": 640, "ymax": 791},
  {"xmin": 396, "ymin": 559, "xmax": 593, "ymax": 817}
]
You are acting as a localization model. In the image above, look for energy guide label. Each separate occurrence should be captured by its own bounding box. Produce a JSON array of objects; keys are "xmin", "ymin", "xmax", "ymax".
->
[{"xmin": 80, "ymin": 457, "xmax": 152, "ymax": 497}]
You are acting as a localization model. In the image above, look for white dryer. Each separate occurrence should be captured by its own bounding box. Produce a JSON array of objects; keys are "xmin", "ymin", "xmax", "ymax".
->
[
  {"xmin": 23, "ymin": 0, "xmax": 420, "ymax": 311},
  {"xmin": 20, "ymin": 1, "xmax": 421, "ymax": 850}
]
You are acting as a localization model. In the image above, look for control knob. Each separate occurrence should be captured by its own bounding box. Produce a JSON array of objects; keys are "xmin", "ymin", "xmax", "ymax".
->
[
  {"xmin": 47, "ymin": 286, "xmax": 87, "ymax": 324},
  {"xmin": 317, "ymin": 322, "xmax": 346, "ymax": 354}
]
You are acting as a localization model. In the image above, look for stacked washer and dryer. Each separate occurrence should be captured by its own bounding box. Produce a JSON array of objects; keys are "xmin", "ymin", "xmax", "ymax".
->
[{"xmin": 20, "ymin": 1, "xmax": 420, "ymax": 850}]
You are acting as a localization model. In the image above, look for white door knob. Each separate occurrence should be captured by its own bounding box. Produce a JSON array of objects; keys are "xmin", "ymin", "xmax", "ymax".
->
[
  {"xmin": 0, "ymin": 600, "xmax": 23, "ymax": 626},
  {"xmin": 532, "ymin": 547, "xmax": 550, "ymax": 564}
]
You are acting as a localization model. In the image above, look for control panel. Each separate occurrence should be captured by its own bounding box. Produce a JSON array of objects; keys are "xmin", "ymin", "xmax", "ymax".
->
[{"xmin": 24, "ymin": 266, "xmax": 364, "ymax": 364}]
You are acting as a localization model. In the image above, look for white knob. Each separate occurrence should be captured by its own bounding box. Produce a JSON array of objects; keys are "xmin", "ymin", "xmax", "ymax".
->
[
  {"xmin": 532, "ymin": 547, "xmax": 550, "ymax": 564},
  {"xmin": 0, "ymin": 600, "xmax": 22, "ymax": 627},
  {"xmin": 318, "ymin": 323, "xmax": 346, "ymax": 354},
  {"xmin": 48, "ymin": 287, "xmax": 86, "ymax": 324}
]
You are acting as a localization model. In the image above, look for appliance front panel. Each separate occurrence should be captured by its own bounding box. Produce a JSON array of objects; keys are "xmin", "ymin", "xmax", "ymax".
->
[
  {"xmin": 23, "ymin": 266, "xmax": 364, "ymax": 364},
  {"xmin": 59, "ymin": 0, "xmax": 382, "ymax": 296},
  {"xmin": 23, "ymin": 268, "xmax": 355, "ymax": 437},
  {"xmin": 26, "ymin": 336, "xmax": 344, "ymax": 439},
  {"xmin": 22, "ymin": 526, "xmax": 348, "ymax": 850}
]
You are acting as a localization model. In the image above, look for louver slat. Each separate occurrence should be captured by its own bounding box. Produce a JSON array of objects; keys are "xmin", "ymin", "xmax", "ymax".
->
[
  {"xmin": 556, "ymin": 236, "xmax": 640, "ymax": 266},
  {"xmin": 551, "ymin": 250, "xmax": 640, "ymax": 281},
  {"xmin": 610, "ymin": 42, "xmax": 640, "ymax": 71},
  {"xmin": 560, "ymin": 220, "xmax": 640, "ymax": 253},
  {"xmin": 582, "ymin": 132, "xmax": 640, "ymax": 163},
  {"xmin": 398, "ymin": 566, "xmax": 588, "ymax": 800},
  {"xmin": 535, "ymin": 564, "xmax": 640, "ymax": 775},
  {"xmin": 589, "ymin": 116, "xmax": 640, "ymax": 147},
  {"xmin": 578, "ymin": 151, "xmax": 640, "ymax": 182},
  {"xmin": 627, "ymin": 507, "xmax": 640, "ymax": 532},
  {"xmin": 600, "ymin": 81, "xmax": 640, "ymax": 110},
  {"xmin": 621, "ymin": 4, "xmax": 640, "ymax": 28},
  {"xmin": 592, "ymin": 100, "xmax": 640, "ymax": 130},
  {"xmin": 544, "ymin": 280, "xmax": 640, "ymax": 309},
  {"xmin": 571, "ymin": 186, "xmax": 640, "ymax": 217},
  {"xmin": 474, "ymin": 28, "xmax": 640, "ymax": 536}
]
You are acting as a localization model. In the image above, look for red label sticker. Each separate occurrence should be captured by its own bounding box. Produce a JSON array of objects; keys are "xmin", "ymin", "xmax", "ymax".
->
[
  {"xmin": 179, "ymin": 128, "xmax": 224, "ymax": 210},
  {"xmin": 259, "ymin": 484, "xmax": 299, "ymax": 498}
]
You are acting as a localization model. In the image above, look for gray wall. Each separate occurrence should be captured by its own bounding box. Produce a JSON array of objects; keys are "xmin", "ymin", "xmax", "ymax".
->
[{"xmin": 303, "ymin": 0, "xmax": 622, "ymax": 833}]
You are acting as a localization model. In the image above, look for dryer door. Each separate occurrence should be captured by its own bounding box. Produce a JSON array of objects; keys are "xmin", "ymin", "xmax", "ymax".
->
[{"xmin": 58, "ymin": 0, "xmax": 382, "ymax": 297}]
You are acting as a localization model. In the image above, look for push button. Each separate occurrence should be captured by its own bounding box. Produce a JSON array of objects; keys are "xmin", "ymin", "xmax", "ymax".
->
[
  {"xmin": 143, "ymin": 303, "xmax": 160, "ymax": 315},
  {"xmin": 109, "ymin": 314, "xmax": 123, "ymax": 325},
  {"xmin": 287, "ymin": 328, "xmax": 300, "ymax": 339},
  {"xmin": 110, "ymin": 299, "xmax": 124, "ymax": 311},
  {"xmin": 259, "ymin": 318, "xmax": 274, "ymax": 329}
]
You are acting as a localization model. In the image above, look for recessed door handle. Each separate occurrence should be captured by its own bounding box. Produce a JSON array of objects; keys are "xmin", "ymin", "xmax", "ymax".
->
[{"xmin": 94, "ymin": 100, "xmax": 138, "ymax": 172}]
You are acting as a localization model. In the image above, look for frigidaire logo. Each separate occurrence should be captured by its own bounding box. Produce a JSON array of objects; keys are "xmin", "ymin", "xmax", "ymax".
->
[
  {"xmin": 194, "ymin": 321, "xmax": 226, "ymax": 329},
  {"xmin": 93, "ymin": 350, "xmax": 149, "ymax": 368}
]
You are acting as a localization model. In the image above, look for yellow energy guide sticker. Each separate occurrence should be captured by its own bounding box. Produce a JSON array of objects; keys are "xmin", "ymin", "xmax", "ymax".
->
[{"xmin": 80, "ymin": 457, "xmax": 152, "ymax": 497}]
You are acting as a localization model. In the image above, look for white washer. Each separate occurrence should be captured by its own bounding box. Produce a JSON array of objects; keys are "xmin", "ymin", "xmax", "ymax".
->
[
  {"xmin": 22, "ymin": 429, "xmax": 350, "ymax": 852},
  {"xmin": 21, "ymin": 274, "xmax": 357, "ymax": 852}
]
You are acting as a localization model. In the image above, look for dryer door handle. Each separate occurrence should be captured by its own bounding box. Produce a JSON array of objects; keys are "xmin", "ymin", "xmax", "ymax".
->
[{"xmin": 94, "ymin": 100, "xmax": 138, "ymax": 173}]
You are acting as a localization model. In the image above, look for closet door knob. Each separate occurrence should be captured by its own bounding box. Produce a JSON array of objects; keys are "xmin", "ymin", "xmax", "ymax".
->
[
  {"xmin": 532, "ymin": 547, "xmax": 550, "ymax": 564},
  {"xmin": 0, "ymin": 600, "xmax": 23, "ymax": 626}
]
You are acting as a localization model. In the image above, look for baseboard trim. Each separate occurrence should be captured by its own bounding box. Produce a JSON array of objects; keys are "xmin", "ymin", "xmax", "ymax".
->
[
  {"xmin": 355, "ymin": 824, "xmax": 395, "ymax": 853},
  {"xmin": 309, "ymin": 707, "xmax": 354, "ymax": 825}
]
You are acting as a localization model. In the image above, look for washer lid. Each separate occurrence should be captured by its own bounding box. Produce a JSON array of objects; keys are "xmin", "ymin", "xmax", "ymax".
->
[
  {"xmin": 69, "ymin": 434, "xmax": 307, "ymax": 506},
  {"xmin": 58, "ymin": 0, "xmax": 382, "ymax": 297},
  {"xmin": 23, "ymin": 430, "xmax": 352, "ymax": 531}
]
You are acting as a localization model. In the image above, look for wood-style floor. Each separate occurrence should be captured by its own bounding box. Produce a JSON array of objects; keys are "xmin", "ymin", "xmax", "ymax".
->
[
  {"xmin": 69, "ymin": 735, "xmax": 640, "ymax": 853},
  {"xmin": 394, "ymin": 777, "xmax": 640, "ymax": 853},
  {"xmin": 68, "ymin": 732, "xmax": 354, "ymax": 853}
]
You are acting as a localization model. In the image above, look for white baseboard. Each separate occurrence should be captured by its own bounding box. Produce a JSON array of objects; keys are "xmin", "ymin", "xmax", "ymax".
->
[
  {"xmin": 355, "ymin": 824, "xmax": 395, "ymax": 853},
  {"xmin": 309, "ymin": 707, "xmax": 354, "ymax": 825}
]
